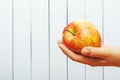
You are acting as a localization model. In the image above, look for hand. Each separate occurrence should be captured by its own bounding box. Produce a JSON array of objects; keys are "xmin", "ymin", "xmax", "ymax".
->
[{"xmin": 57, "ymin": 40, "xmax": 120, "ymax": 67}]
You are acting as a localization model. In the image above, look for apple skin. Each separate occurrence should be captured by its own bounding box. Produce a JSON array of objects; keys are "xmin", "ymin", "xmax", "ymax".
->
[{"xmin": 62, "ymin": 20, "xmax": 101, "ymax": 54}]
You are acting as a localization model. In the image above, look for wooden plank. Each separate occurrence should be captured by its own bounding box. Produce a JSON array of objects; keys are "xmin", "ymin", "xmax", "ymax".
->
[
  {"xmin": 31, "ymin": 0, "xmax": 49, "ymax": 80},
  {"xmin": 104, "ymin": 0, "xmax": 120, "ymax": 80},
  {"xmin": 85, "ymin": 0, "xmax": 103, "ymax": 80},
  {"xmin": 13, "ymin": 0, "xmax": 31, "ymax": 80},
  {"xmin": 50, "ymin": 0, "xmax": 67, "ymax": 80},
  {"xmin": 67, "ymin": 0, "xmax": 86, "ymax": 80},
  {"xmin": 0, "ymin": 0, "xmax": 12, "ymax": 80}
]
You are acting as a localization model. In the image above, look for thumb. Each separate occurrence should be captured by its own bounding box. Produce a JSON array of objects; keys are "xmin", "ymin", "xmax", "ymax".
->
[{"xmin": 81, "ymin": 46, "xmax": 107, "ymax": 58}]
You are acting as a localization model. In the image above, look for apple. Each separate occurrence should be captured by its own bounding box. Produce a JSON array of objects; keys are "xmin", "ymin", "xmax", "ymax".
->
[{"xmin": 62, "ymin": 20, "xmax": 101, "ymax": 54}]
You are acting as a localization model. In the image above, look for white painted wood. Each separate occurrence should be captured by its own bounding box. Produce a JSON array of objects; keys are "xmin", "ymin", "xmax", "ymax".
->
[
  {"xmin": 85, "ymin": 0, "xmax": 103, "ymax": 80},
  {"xmin": 67, "ymin": 0, "xmax": 86, "ymax": 80},
  {"xmin": 50, "ymin": 0, "xmax": 67, "ymax": 80},
  {"xmin": 13, "ymin": 0, "xmax": 31, "ymax": 80},
  {"xmin": 68, "ymin": 0, "xmax": 85, "ymax": 21},
  {"xmin": 104, "ymin": 0, "xmax": 120, "ymax": 80},
  {"xmin": 1, "ymin": 0, "xmax": 120, "ymax": 80},
  {"xmin": 0, "ymin": 0, "xmax": 12, "ymax": 80},
  {"xmin": 31, "ymin": 0, "xmax": 49, "ymax": 80}
]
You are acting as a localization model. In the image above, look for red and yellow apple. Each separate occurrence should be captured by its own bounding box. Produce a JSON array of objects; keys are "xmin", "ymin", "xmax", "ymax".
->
[{"xmin": 62, "ymin": 20, "xmax": 101, "ymax": 54}]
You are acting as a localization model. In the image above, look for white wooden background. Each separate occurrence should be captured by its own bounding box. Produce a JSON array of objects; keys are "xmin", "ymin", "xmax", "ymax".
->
[{"xmin": 0, "ymin": 0, "xmax": 120, "ymax": 80}]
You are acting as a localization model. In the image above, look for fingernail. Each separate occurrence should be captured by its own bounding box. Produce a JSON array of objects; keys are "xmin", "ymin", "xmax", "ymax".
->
[
  {"xmin": 81, "ymin": 48, "xmax": 90, "ymax": 55},
  {"xmin": 57, "ymin": 41, "xmax": 60, "ymax": 44},
  {"xmin": 57, "ymin": 40, "xmax": 62, "ymax": 44}
]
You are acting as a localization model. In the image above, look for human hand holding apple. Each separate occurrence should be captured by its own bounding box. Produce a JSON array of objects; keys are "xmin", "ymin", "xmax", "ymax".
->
[
  {"xmin": 62, "ymin": 20, "xmax": 101, "ymax": 54},
  {"xmin": 58, "ymin": 20, "xmax": 120, "ymax": 67}
]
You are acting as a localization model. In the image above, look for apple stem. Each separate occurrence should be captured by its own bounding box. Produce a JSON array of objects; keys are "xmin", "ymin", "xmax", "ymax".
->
[{"xmin": 67, "ymin": 30, "xmax": 75, "ymax": 36}]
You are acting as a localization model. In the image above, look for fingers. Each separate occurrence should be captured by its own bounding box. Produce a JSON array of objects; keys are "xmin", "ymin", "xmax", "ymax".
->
[
  {"xmin": 57, "ymin": 40, "xmax": 63, "ymax": 44},
  {"xmin": 58, "ymin": 41, "xmax": 82, "ymax": 62},
  {"xmin": 58, "ymin": 40, "xmax": 108, "ymax": 59},
  {"xmin": 57, "ymin": 40, "xmax": 106, "ymax": 66},
  {"xmin": 81, "ymin": 47, "xmax": 108, "ymax": 59}
]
